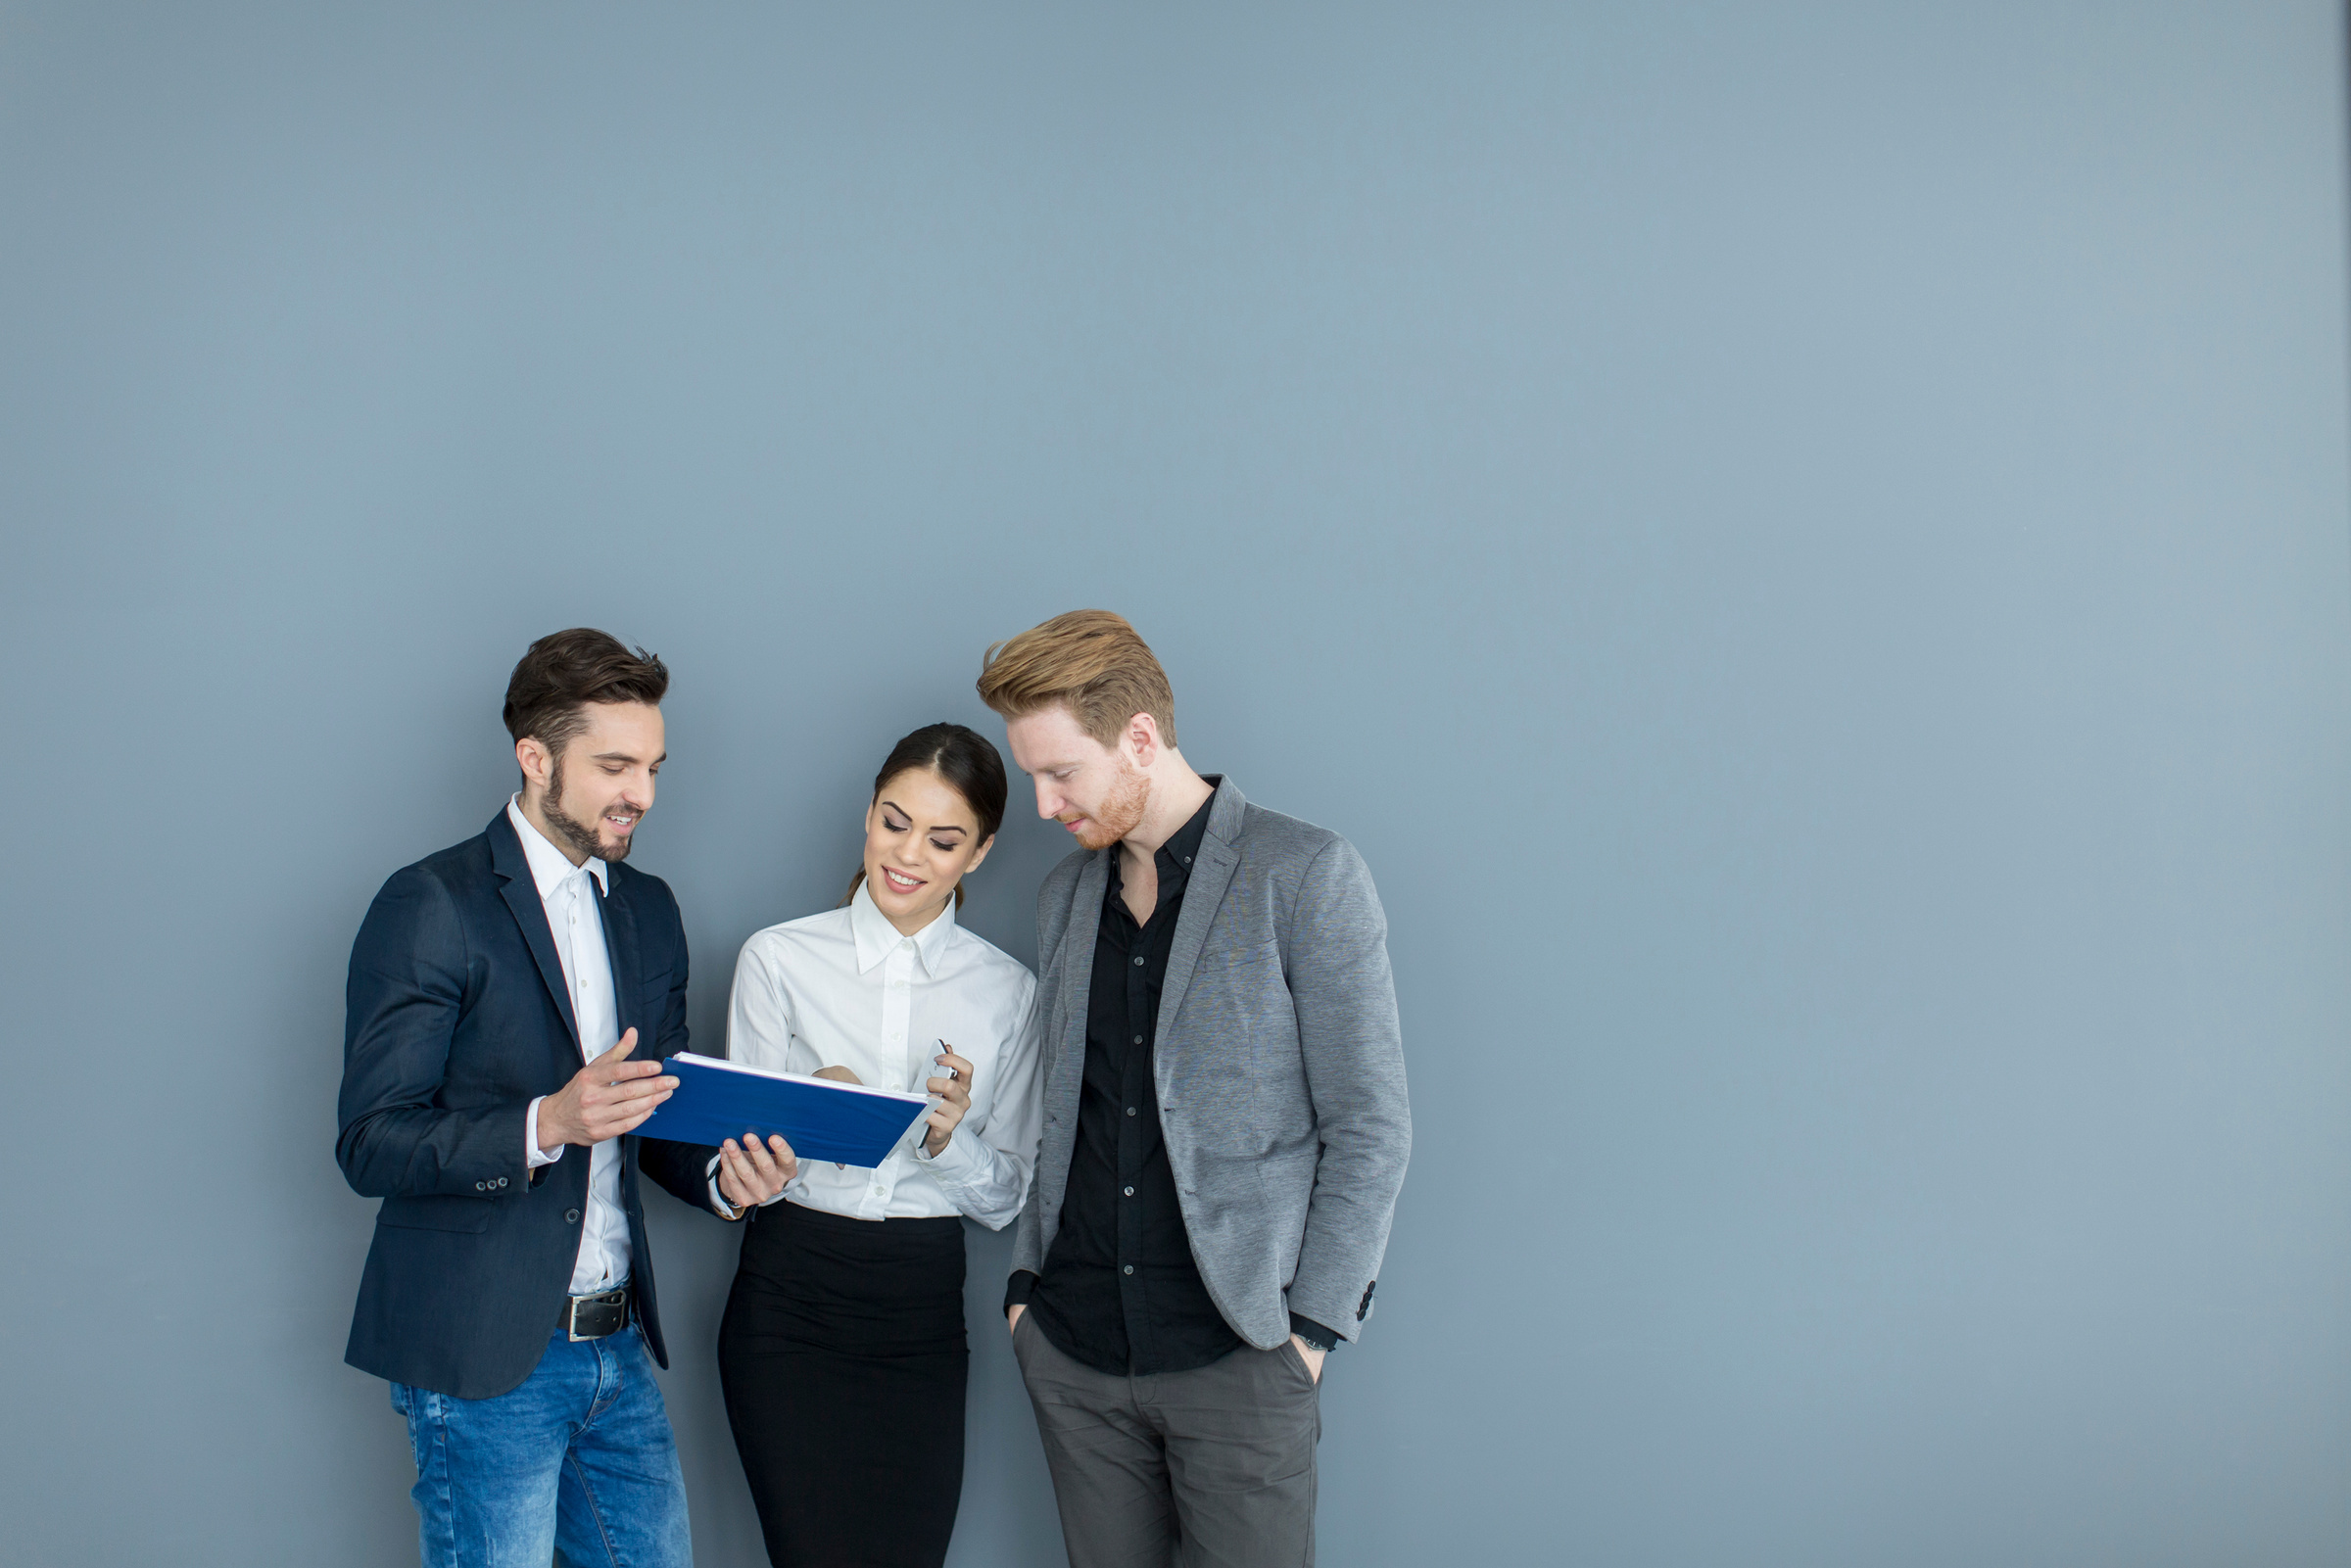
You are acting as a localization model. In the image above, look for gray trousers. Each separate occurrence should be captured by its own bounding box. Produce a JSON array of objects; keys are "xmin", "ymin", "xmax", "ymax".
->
[{"xmin": 1013, "ymin": 1313, "xmax": 1320, "ymax": 1568}]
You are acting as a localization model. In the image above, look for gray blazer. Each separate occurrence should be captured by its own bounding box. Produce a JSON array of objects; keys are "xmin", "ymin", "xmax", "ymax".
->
[{"xmin": 1013, "ymin": 776, "xmax": 1411, "ymax": 1348}]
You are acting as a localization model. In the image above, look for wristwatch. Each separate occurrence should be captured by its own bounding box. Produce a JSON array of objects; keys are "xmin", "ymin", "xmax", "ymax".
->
[{"xmin": 1290, "ymin": 1320, "xmax": 1336, "ymax": 1354}]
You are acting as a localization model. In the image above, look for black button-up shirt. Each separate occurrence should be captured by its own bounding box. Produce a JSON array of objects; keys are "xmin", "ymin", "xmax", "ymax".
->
[{"xmin": 1019, "ymin": 794, "xmax": 1237, "ymax": 1375}]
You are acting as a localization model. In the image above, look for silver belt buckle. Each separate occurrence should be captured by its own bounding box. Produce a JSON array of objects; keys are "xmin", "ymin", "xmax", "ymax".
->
[{"xmin": 565, "ymin": 1288, "xmax": 628, "ymax": 1342}]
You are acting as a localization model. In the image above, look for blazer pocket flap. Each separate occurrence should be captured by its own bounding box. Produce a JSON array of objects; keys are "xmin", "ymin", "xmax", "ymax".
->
[
  {"xmin": 376, "ymin": 1194, "xmax": 495, "ymax": 1233},
  {"xmin": 1190, "ymin": 936, "xmax": 1281, "ymax": 976}
]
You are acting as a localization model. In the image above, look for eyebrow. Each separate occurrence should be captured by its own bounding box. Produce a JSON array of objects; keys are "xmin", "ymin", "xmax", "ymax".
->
[
  {"xmin": 880, "ymin": 800, "xmax": 968, "ymax": 833},
  {"xmin": 591, "ymin": 750, "xmax": 667, "ymax": 765}
]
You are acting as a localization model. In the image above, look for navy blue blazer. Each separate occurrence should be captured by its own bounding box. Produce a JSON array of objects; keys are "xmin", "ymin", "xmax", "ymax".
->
[{"xmin": 337, "ymin": 809, "xmax": 719, "ymax": 1399}]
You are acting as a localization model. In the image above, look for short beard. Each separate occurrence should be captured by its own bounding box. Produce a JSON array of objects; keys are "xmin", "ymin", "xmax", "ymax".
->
[
  {"xmin": 543, "ymin": 756, "xmax": 632, "ymax": 864},
  {"xmin": 1072, "ymin": 759, "xmax": 1150, "ymax": 851}
]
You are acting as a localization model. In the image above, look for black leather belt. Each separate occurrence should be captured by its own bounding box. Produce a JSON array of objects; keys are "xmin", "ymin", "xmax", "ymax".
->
[{"xmin": 560, "ymin": 1286, "xmax": 630, "ymax": 1342}]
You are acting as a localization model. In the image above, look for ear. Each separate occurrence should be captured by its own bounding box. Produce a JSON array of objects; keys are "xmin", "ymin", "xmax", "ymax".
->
[
  {"xmin": 1125, "ymin": 712, "xmax": 1163, "ymax": 770},
  {"xmin": 516, "ymin": 736, "xmax": 553, "ymax": 795},
  {"xmin": 962, "ymin": 832, "xmax": 997, "ymax": 877}
]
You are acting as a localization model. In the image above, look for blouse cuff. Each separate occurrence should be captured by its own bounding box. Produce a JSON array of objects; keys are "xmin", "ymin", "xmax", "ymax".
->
[{"xmin": 910, "ymin": 1122, "xmax": 984, "ymax": 1187}]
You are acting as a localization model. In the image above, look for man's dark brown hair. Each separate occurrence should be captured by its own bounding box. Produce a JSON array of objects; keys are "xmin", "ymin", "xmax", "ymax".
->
[{"xmin": 502, "ymin": 628, "xmax": 670, "ymax": 759}]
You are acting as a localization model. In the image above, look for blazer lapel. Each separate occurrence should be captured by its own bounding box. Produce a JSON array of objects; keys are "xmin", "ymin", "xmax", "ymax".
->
[
  {"xmin": 597, "ymin": 875, "xmax": 648, "ymax": 1201},
  {"xmin": 598, "ymin": 875, "xmax": 643, "ymax": 1046},
  {"xmin": 489, "ymin": 810, "xmax": 581, "ymax": 1048},
  {"xmin": 1060, "ymin": 850, "xmax": 1109, "ymax": 1061},
  {"xmin": 1152, "ymin": 778, "xmax": 1248, "ymax": 1048}
]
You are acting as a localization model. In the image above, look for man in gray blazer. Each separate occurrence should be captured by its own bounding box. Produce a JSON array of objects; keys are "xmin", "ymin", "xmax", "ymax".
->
[{"xmin": 978, "ymin": 609, "xmax": 1411, "ymax": 1567}]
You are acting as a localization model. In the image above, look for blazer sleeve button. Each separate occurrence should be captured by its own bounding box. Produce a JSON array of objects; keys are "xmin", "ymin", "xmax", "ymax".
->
[{"xmin": 564, "ymin": 1209, "xmax": 582, "ymax": 1224}]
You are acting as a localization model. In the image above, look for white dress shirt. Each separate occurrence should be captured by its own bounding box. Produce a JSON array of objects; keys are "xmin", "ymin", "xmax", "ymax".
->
[
  {"xmin": 511, "ymin": 798, "xmax": 632, "ymax": 1296},
  {"xmin": 725, "ymin": 881, "xmax": 1044, "ymax": 1228}
]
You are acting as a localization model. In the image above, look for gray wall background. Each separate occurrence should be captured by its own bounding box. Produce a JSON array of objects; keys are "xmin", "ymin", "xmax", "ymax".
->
[{"xmin": 4, "ymin": 3, "xmax": 2348, "ymax": 1564}]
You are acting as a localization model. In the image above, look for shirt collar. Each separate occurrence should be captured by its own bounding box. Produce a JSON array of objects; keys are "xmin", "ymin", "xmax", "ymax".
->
[
  {"xmin": 848, "ymin": 878, "xmax": 957, "ymax": 975},
  {"xmin": 1160, "ymin": 789, "xmax": 1215, "ymax": 875},
  {"xmin": 850, "ymin": 879, "xmax": 959, "ymax": 973},
  {"xmin": 507, "ymin": 795, "xmax": 609, "ymax": 899}
]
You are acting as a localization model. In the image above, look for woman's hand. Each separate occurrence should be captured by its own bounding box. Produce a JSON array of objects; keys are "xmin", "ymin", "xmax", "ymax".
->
[
  {"xmin": 924, "ymin": 1047, "xmax": 976, "ymax": 1157},
  {"xmin": 717, "ymin": 1134, "xmax": 797, "ymax": 1212}
]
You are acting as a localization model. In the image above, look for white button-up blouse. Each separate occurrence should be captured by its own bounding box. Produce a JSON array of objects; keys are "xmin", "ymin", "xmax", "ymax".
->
[{"xmin": 723, "ymin": 881, "xmax": 1044, "ymax": 1228}]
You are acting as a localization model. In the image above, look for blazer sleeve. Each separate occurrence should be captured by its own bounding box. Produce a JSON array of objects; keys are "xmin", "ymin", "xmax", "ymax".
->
[
  {"xmin": 336, "ymin": 866, "xmax": 530, "ymax": 1199},
  {"xmin": 1282, "ymin": 836, "xmax": 1413, "ymax": 1341},
  {"xmin": 1009, "ymin": 1183, "xmax": 1048, "ymax": 1283},
  {"xmin": 631, "ymin": 880, "xmax": 730, "ymax": 1215},
  {"xmin": 1008, "ymin": 868, "xmax": 1078, "ymax": 1282}
]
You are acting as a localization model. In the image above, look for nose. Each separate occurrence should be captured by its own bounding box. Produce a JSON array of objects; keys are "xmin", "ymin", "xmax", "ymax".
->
[{"xmin": 1032, "ymin": 777, "xmax": 1060, "ymax": 820}]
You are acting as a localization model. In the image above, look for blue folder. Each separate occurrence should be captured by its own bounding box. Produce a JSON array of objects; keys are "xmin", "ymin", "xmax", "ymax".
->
[{"xmin": 638, "ymin": 1052, "xmax": 933, "ymax": 1168}]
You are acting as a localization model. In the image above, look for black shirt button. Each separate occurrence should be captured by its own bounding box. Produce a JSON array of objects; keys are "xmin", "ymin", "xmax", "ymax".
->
[{"xmin": 564, "ymin": 1209, "xmax": 582, "ymax": 1224}]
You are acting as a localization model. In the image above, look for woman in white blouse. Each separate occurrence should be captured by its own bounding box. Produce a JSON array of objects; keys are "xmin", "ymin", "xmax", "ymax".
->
[{"xmin": 714, "ymin": 722, "xmax": 1042, "ymax": 1568}]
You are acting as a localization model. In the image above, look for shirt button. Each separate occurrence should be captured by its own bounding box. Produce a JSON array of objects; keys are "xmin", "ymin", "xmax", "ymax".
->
[
  {"xmin": 1124, "ymin": 1186, "xmax": 1135, "ymax": 1197},
  {"xmin": 1133, "ymin": 956, "xmax": 1145, "ymax": 967},
  {"xmin": 1132, "ymin": 1034, "xmax": 1143, "ymax": 1045},
  {"xmin": 1126, "ymin": 1106, "xmax": 1137, "ymax": 1117},
  {"xmin": 1123, "ymin": 1264, "xmax": 1134, "ymax": 1275}
]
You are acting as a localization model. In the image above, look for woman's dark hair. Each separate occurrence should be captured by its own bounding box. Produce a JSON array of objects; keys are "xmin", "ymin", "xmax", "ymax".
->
[
  {"xmin": 503, "ymin": 628, "xmax": 669, "ymax": 756},
  {"xmin": 844, "ymin": 722, "xmax": 1009, "ymax": 910}
]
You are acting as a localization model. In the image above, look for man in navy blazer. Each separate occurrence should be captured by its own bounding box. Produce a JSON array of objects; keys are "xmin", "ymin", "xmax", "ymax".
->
[{"xmin": 338, "ymin": 629, "xmax": 794, "ymax": 1568}]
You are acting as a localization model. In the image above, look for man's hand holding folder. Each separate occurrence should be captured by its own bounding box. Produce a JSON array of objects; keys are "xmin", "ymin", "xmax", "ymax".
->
[{"xmin": 535, "ymin": 1028, "xmax": 679, "ymax": 1153}]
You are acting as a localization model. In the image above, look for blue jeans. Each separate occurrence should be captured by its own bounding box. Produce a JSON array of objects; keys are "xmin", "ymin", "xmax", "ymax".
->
[{"xmin": 390, "ymin": 1325, "xmax": 693, "ymax": 1568}]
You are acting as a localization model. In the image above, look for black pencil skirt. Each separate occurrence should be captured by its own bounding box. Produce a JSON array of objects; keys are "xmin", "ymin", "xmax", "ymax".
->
[{"xmin": 718, "ymin": 1201, "xmax": 969, "ymax": 1568}]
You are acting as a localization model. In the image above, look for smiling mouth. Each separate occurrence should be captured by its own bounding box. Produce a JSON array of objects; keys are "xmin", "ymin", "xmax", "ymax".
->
[
  {"xmin": 604, "ymin": 812, "xmax": 639, "ymax": 834},
  {"xmin": 881, "ymin": 867, "xmax": 926, "ymax": 893}
]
